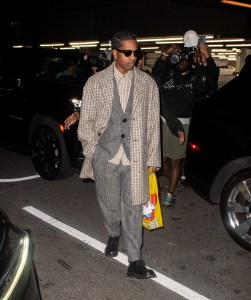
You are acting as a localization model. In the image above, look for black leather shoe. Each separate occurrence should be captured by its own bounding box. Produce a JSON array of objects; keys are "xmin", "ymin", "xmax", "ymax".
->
[
  {"xmin": 105, "ymin": 236, "xmax": 119, "ymax": 257},
  {"xmin": 127, "ymin": 260, "xmax": 157, "ymax": 279}
]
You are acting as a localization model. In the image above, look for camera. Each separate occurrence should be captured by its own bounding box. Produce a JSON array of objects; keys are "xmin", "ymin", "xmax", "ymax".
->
[
  {"xmin": 83, "ymin": 55, "xmax": 106, "ymax": 70},
  {"xmin": 198, "ymin": 36, "xmax": 206, "ymax": 45},
  {"xmin": 170, "ymin": 50, "xmax": 196, "ymax": 65},
  {"xmin": 83, "ymin": 51, "xmax": 112, "ymax": 71}
]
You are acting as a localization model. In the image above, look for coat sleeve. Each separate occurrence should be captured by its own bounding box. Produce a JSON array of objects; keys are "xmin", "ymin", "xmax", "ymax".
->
[
  {"xmin": 161, "ymin": 109, "xmax": 184, "ymax": 137},
  {"xmin": 77, "ymin": 76, "xmax": 98, "ymax": 161},
  {"xmin": 146, "ymin": 78, "xmax": 161, "ymax": 167},
  {"xmin": 193, "ymin": 64, "xmax": 209, "ymax": 98},
  {"xmin": 152, "ymin": 58, "xmax": 172, "ymax": 84}
]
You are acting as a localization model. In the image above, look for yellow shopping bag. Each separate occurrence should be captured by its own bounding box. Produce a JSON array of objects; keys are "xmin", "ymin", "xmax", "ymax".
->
[{"xmin": 142, "ymin": 169, "xmax": 164, "ymax": 230}]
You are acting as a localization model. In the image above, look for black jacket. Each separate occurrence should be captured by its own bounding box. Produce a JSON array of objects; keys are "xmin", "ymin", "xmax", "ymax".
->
[{"xmin": 152, "ymin": 58, "xmax": 209, "ymax": 136}]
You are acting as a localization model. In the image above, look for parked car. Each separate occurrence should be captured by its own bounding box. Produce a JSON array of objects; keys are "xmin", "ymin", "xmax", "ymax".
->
[
  {"xmin": 219, "ymin": 65, "xmax": 236, "ymax": 76},
  {"xmin": 185, "ymin": 55, "xmax": 251, "ymax": 251},
  {"xmin": 0, "ymin": 47, "xmax": 95, "ymax": 180},
  {"xmin": 0, "ymin": 206, "xmax": 42, "ymax": 299}
]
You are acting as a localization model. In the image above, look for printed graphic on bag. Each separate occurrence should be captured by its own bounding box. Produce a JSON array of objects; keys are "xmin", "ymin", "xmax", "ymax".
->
[{"xmin": 142, "ymin": 194, "xmax": 157, "ymax": 219}]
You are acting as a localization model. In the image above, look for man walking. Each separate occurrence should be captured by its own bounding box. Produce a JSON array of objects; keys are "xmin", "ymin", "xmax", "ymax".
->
[{"xmin": 77, "ymin": 31, "xmax": 161, "ymax": 279}]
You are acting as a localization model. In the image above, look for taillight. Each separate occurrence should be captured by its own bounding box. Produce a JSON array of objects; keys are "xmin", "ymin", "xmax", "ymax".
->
[
  {"xmin": 59, "ymin": 124, "xmax": 65, "ymax": 133},
  {"xmin": 189, "ymin": 142, "xmax": 200, "ymax": 151}
]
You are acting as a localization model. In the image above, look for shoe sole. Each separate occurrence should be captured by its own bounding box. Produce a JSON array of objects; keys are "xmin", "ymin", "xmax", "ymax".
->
[{"xmin": 162, "ymin": 201, "xmax": 175, "ymax": 208}]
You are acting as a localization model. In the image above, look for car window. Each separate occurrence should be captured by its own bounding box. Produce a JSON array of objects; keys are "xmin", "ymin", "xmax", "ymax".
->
[
  {"xmin": 0, "ymin": 49, "xmax": 93, "ymax": 81},
  {"xmin": 27, "ymin": 54, "xmax": 79, "ymax": 79}
]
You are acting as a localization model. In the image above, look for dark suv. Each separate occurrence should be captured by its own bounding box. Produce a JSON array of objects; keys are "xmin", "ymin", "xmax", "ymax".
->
[
  {"xmin": 185, "ymin": 55, "xmax": 251, "ymax": 251},
  {"xmin": 0, "ymin": 47, "xmax": 93, "ymax": 180}
]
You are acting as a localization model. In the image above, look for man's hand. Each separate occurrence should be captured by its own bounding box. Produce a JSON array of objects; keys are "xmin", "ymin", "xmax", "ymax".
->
[
  {"xmin": 199, "ymin": 43, "xmax": 211, "ymax": 59},
  {"xmin": 148, "ymin": 167, "xmax": 160, "ymax": 174},
  {"xmin": 64, "ymin": 112, "xmax": 79, "ymax": 130},
  {"xmin": 161, "ymin": 44, "xmax": 181, "ymax": 60},
  {"xmin": 198, "ymin": 44, "xmax": 211, "ymax": 66},
  {"xmin": 178, "ymin": 131, "xmax": 185, "ymax": 144}
]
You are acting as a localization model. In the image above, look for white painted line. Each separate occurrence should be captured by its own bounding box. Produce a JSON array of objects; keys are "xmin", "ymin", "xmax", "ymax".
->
[
  {"xmin": 0, "ymin": 175, "xmax": 40, "ymax": 182},
  {"xmin": 23, "ymin": 206, "xmax": 210, "ymax": 300}
]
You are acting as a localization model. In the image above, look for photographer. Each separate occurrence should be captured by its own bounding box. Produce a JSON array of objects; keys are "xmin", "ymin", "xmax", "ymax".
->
[{"xmin": 152, "ymin": 43, "xmax": 209, "ymax": 208}]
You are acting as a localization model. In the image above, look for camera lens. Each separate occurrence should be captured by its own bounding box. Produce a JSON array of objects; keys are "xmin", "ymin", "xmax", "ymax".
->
[{"xmin": 170, "ymin": 54, "xmax": 180, "ymax": 64}]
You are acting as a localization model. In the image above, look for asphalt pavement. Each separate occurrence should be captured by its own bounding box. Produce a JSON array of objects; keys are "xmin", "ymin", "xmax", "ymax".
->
[{"xmin": 0, "ymin": 146, "xmax": 250, "ymax": 300}]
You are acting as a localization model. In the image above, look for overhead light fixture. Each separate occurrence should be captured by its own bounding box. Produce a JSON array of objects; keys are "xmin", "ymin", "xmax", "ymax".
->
[
  {"xmin": 219, "ymin": 52, "xmax": 238, "ymax": 55},
  {"xmin": 138, "ymin": 37, "xmax": 183, "ymax": 42},
  {"xmin": 138, "ymin": 35, "xmax": 214, "ymax": 43},
  {"xmin": 141, "ymin": 46, "xmax": 159, "ymax": 50},
  {"xmin": 100, "ymin": 43, "xmax": 111, "ymax": 46},
  {"xmin": 221, "ymin": 0, "xmax": 251, "ymax": 9},
  {"xmin": 156, "ymin": 41, "xmax": 183, "ymax": 44},
  {"xmin": 100, "ymin": 47, "xmax": 111, "ymax": 50},
  {"xmin": 231, "ymin": 48, "xmax": 241, "ymax": 52},
  {"xmin": 71, "ymin": 44, "xmax": 97, "ymax": 48},
  {"xmin": 206, "ymin": 38, "xmax": 245, "ymax": 43},
  {"xmin": 211, "ymin": 48, "xmax": 227, "ymax": 52},
  {"xmin": 226, "ymin": 43, "xmax": 251, "ymax": 47},
  {"xmin": 156, "ymin": 38, "xmax": 245, "ymax": 45},
  {"xmin": 40, "ymin": 43, "xmax": 64, "ymax": 47},
  {"xmin": 13, "ymin": 45, "xmax": 23, "ymax": 48},
  {"xmin": 69, "ymin": 41, "xmax": 99, "ymax": 45},
  {"xmin": 225, "ymin": 52, "xmax": 238, "ymax": 55},
  {"xmin": 203, "ymin": 35, "xmax": 214, "ymax": 39},
  {"xmin": 207, "ymin": 44, "xmax": 224, "ymax": 47}
]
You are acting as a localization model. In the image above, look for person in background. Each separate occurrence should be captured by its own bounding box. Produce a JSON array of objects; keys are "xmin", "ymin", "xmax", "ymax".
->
[
  {"xmin": 77, "ymin": 31, "xmax": 161, "ymax": 279},
  {"xmin": 174, "ymin": 40, "xmax": 219, "ymax": 184},
  {"xmin": 136, "ymin": 51, "xmax": 152, "ymax": 74},
  {"xmin": 152, "ymin": 41, "xmax": 209, "ymax": 208},
  {"xmin": 64, "ymin": 51, "xmax": 114, "ymax": 130},
  {"xmin": 56, "ymin": 61, "xmax": 79, "ymax": 78}
]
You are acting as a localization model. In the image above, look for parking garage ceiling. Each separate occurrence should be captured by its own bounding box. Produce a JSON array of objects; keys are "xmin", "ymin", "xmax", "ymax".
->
[{"xmin": 0, "ymin": 0, "xmax": 250, "ymax": 46}]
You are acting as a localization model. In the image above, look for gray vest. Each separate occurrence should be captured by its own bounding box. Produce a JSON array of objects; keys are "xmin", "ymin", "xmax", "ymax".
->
[{"xmin": 95, "ymin": 72, "xmax": 134, "ymax": 162}]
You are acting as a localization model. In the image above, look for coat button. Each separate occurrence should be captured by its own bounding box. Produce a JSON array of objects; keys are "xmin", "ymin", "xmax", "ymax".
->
[
  {"xmin": 121, "ymin": 134, "xmax": 125, "ymax": 138},
  {"xmin": 123, "ymin": 118, "xmax": 127, "ymax": 122}
]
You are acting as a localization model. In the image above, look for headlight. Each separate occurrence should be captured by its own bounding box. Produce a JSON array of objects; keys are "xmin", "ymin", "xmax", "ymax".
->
[
  {"xmin": 0, "ymin": 227, "xmax": 30, "ymax": 300},
  {"xmin": 70, "ymin": 98, "xmax": 82, "ymax": 108}
]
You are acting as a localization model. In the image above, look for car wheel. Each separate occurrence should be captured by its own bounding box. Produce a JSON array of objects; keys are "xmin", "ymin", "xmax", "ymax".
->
[
  {"xmin": 30, "ymin": 119, "xmax": 75, "ymax": 180},
  {"xmin": 220, "ymin": 169, "xmax": 251, "ymax": 251}
]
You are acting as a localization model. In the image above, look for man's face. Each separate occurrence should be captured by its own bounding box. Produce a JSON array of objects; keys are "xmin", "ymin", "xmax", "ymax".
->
[
  {"xmin": 175, "ymin": 59, "xmax": 190, "ymax": 72},
  {"xmin": 113, "ymin": 39, "xmax": 139, "ymax": 74}
]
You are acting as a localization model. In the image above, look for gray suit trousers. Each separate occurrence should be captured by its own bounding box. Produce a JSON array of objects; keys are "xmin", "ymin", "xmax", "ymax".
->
[{"xmin": 92, "ymin": 161, "xmax": 143, "ymax": 262}]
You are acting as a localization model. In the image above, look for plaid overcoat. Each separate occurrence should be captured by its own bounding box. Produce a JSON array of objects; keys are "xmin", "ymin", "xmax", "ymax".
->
[{"xmin": 77, "ymin": 63, "xmax": 161, "ymax": 206}]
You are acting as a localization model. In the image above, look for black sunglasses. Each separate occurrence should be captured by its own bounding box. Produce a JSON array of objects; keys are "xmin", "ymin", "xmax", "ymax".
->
[{"xmin": 115, "ymin": 48, "xmax": 142, "ymax": 58}]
